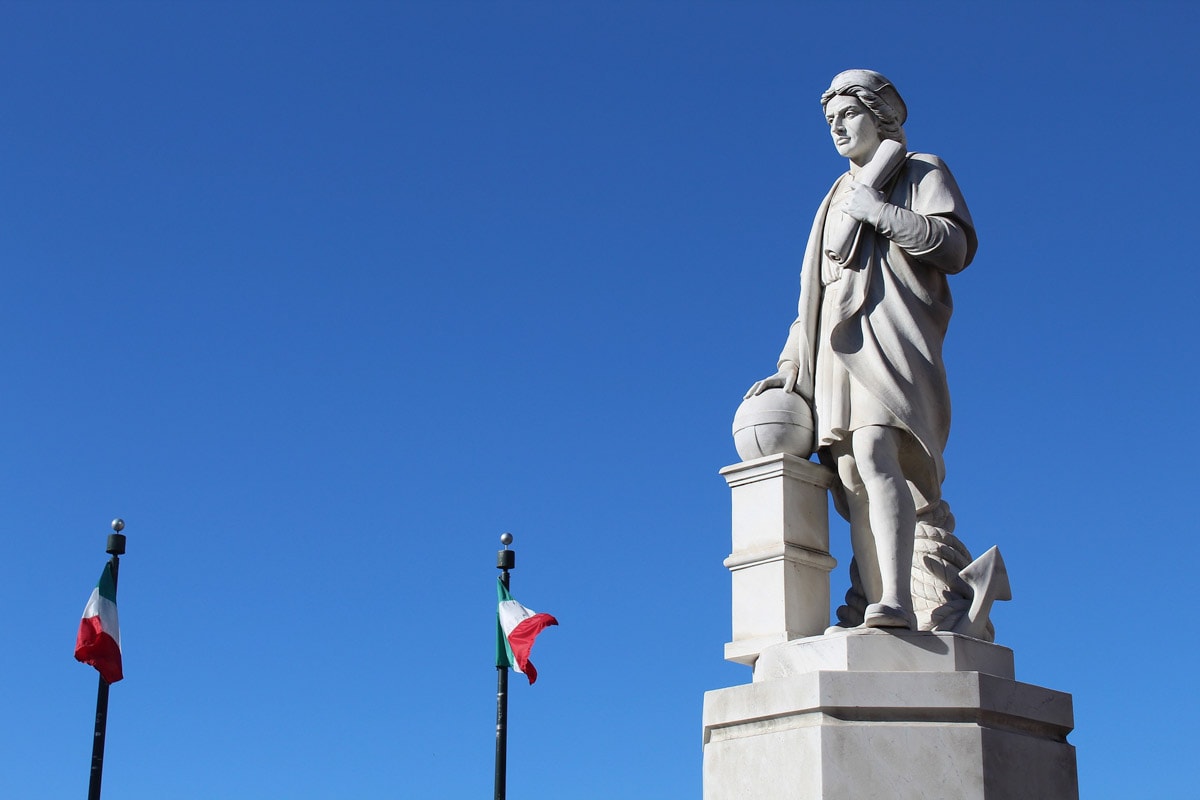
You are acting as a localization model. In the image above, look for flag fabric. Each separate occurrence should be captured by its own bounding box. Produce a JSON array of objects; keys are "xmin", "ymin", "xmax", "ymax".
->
[
  {"xmin": 75, "ymin": 562, "xmax": 123, "ymax": 684},
  {"xmin": 496, "ymin": 579, "xmax": 557, "ymax": 685}
]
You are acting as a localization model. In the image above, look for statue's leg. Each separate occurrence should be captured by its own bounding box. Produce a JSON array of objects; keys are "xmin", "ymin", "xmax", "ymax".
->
[
  {"xmin": 830, "ymin": 440, "xmax": 883, "ymax": 615},
  {"xmin": 851, "ymin": 425, "xmax": 917, "ymax": 629}
]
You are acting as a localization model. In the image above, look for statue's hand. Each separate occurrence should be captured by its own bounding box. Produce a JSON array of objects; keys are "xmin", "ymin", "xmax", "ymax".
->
[
  {"xmin": 838, "ymin": 181, "xmax": 886, "ymax": 225},
  {"xmin": 744, "ymin": 361, "xmax": 800, "ymax": 399}
]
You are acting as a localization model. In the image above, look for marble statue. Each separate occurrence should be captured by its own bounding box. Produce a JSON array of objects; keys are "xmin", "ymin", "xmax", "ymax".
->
[
  {"xmin": 745, "ymin": 69, "xmax": 981, "ymax": 633},
  {"xmin": 705, "ymin": 73, "xmax": 1074, "ymax": 800}
]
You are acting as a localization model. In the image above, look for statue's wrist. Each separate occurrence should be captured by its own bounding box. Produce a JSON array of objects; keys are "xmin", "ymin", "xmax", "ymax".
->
[{"xmin": 867, "ymin": 200, "xmax": 890, "ymax": 229}]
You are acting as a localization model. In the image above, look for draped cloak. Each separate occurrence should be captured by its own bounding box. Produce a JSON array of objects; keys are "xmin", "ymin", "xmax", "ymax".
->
[{"xmin": 778, "ymin": 153, "xmax": 976, "ymax": 514}]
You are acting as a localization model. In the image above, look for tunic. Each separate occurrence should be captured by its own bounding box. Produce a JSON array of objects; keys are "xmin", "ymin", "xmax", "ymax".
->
[{"xmin": 778, "ymin": 153, "xmax": 976, "ymax": 512}]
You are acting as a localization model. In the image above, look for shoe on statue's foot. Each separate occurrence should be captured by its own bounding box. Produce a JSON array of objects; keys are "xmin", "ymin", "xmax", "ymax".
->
[{"xmin": 863, "ymin": 603, "xmax": 916, "ymax": 630}]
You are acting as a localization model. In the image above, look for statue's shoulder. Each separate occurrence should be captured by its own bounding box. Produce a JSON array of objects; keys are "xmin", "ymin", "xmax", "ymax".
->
[
  {"xmin": 906, "ymin": 152, "xmax": 950, "ymax": 171},
  {"xmin": 902, "ymin": 152, "xmax": 961, "ymax": 186}
]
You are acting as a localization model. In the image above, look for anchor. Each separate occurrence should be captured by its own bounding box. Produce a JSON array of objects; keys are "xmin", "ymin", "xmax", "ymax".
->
[{"xmin": 953, "ymin": 545, "xmax": 1011, "ymax": 639}]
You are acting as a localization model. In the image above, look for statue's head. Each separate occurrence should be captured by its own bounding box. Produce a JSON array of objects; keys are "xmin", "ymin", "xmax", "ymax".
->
[{"xmin": 821, "ymin": 69, "xmax": 907, "ymax": 148}]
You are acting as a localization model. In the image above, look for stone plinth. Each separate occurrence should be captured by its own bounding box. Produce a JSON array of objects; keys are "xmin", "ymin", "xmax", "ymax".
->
[
  {"xmin": 753, "ymin": 627, "xmax": 1015, "ymax": 681},
  {"xmin": 720, "ymin": 454, "xmax": 837, "ymax": 666},
  {"xmin": 702, "ymin": 631, "xmax": 1078, "ymax": 800}
]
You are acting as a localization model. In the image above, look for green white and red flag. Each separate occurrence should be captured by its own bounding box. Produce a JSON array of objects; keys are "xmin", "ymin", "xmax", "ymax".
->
[
  {"xmin": 496, "ymin": 579, "xmax": 557, "ymax": 685},
  {"xmin": 75, "ymin": 562, "xmax": 123, "ymax": 684}
]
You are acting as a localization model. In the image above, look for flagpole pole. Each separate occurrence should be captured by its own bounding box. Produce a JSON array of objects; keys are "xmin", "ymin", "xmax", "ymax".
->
[
  {"xmin": 494, "ymin": 532, "xmax": 514, "ymax": 800},
  {"xmin": 87, "ymin": 519, "xmax": 126, "ymax": 800}
]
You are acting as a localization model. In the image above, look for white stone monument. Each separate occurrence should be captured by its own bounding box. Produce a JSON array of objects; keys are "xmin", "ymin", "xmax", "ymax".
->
[{"xmin": 704, "ymin": 70, "xmax": 1078, "ymax": 799}]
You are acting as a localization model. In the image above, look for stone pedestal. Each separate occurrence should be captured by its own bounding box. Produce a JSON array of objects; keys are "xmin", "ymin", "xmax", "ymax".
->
[
  {"xmin": 719, "ymin": 455, "xmax": 837, "ymax": 666},
  {"xmin": 702, "ymin": 631, "xmax": 1078, "ymax": 800}
]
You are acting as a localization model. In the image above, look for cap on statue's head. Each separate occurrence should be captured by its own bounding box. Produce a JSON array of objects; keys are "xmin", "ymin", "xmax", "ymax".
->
[{"xmin": 822, "ymin": 69, "xmax": 907, "ymax": 126}]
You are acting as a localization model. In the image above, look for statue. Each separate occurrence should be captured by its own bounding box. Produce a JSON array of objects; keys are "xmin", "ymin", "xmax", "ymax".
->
[{"xmin": 744, "ymin": 69, "xmax": 1000, "ymax": 634}]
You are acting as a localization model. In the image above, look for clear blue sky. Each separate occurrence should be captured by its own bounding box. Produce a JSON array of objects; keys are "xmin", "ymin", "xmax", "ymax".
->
[{"xmin": 3, "ymin": 2, "xmax": 1196, "ymax": 797}]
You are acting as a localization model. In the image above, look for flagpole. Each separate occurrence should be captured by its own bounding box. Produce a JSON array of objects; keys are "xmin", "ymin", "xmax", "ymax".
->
[
  {"xmin": 88, "ymin": 519, "xmax": 125, "ymax": 800},
  {"xmin": 494, "ymin": 532, "xmax": 514, "ymax": 800}
]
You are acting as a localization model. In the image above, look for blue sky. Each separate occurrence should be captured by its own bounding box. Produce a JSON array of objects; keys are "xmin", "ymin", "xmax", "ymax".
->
[{"xmin": 3, "ymin": 2, "xmax": 1197, "ymax": 797}]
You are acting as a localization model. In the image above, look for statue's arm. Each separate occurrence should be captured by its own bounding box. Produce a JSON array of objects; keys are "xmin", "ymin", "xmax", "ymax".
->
[
  {"xmin": 869, "ymin": 206, "xmax": 970, "ymax": 274},
  {"xmin": 839, "ymin": 156, "xmax": 975, "ymax": 274},
  {"xmin": 746, "ymin": 182, "xmax": 836, "ymax": 401}
]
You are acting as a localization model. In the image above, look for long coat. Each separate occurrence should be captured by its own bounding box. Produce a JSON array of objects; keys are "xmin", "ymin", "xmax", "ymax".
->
[{"xmin": 778, "ymin": 152, "xmax": 977, "ymax": 512}]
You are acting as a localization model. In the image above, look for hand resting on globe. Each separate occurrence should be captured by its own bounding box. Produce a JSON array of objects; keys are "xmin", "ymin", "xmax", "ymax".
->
[{"xmin": 744, "ymin": 360, "xmax": 800, "ymax": 400}]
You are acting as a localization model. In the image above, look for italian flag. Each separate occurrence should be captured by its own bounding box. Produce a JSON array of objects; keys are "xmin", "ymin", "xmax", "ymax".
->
[
  {"xmin": 496, "ymin": 579, "xmax": 557, "ymax": 685},
  {"xmin": 75, "ymin": 562, "xmax": 123, "ymax": 684}
]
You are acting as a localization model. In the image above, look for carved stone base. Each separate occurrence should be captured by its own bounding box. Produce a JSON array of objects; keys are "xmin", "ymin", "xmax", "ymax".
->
[
  {"xmin": 720, "ymin": 455, "xmax": 837, "ymax": 666},
  {"xmin": 702, "ymin": 631, "xmax": 1078, "ymax": 800}
]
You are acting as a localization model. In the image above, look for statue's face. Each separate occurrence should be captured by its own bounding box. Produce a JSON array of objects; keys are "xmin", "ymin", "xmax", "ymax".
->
[{"xmin": 825, "ymin": 94, "xmax": 881, "ymax": 165}]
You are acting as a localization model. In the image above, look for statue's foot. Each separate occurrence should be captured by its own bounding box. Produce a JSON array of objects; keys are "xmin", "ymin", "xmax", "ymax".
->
[
  {"xmin": 864, "ymin": 603, "xmax": 916, "ymax": 630},
  {"xmin": 823, "ymin": 623, "xmax": 857, "ymax": 635}
]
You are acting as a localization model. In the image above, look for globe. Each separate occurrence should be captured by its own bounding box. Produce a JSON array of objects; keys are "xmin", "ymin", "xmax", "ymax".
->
[{"xmin": 732, "ymin": 388, "xmax": 815, "ymax": 461}]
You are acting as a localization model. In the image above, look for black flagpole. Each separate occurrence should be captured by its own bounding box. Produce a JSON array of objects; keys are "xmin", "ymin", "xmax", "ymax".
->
[
  {"xmin": 494, "ymin": 532, "xmax": 514, "ymax": 800},
  {"xmin": 88, "ymin": 519, "xmax": 126, "ymax": 800}
]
